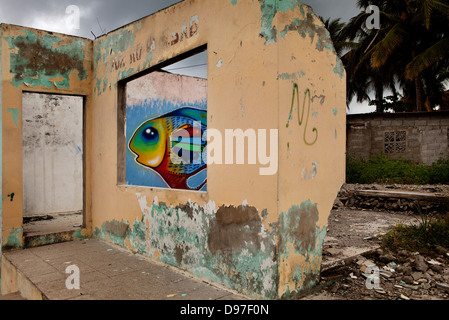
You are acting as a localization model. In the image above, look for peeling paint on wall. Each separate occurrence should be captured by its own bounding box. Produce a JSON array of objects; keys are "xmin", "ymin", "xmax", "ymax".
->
[
  {"xmin": 6, "ymin": 30, "xmax": 87, "ymax": 88},
  {"xmin": 302, "ymin": 162, "xmax": 319, "ymax": 180},
  {"xmin": 278, "ymin": 201, "xmax": 326, "ymax": 298},
  {"xmin": 332, "ymin": 108, "xmax": 339, "ymax": 117},
  {"xmin": 94, "ymin": 29, "xmax": 136, "ymax": 96},
  {"xmin": 277, "ymin": 71, "xmax": 305, "ymax": 81},
  {"xmin": 333, "ymin": 59, "xmax": 345, "ymax": 79},
  {"xmin": 7, "ymin": 108, "xmax": 19, "ymax": 127},
  {"xmin": 93, "ymin": 196, "xmax": 328, "ymax": 299},
  {"xmin": 257, "ymin": 1, "xmax": 345, "ymax": 80},
  {"xmin": 4, "ymin": 228, "xmax": 23, "ymax": 250},
  {"xmin": 94, "ymin": 195, "xmax": 279, "ymax": 299}
]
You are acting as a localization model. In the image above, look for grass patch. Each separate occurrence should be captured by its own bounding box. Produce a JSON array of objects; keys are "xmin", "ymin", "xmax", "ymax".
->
[
  {"xmin": 382, "ymin": 207, "xmax": 449, "ymax": 254},
  {"xmin": 347, "ymin": 154, "xmax": 449, "ymax": 185}
]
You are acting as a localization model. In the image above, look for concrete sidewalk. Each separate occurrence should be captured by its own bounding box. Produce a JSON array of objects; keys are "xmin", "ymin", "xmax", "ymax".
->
[{"xmin": 1, "ymin": 239, "xmax": 246, "ymax": 300}]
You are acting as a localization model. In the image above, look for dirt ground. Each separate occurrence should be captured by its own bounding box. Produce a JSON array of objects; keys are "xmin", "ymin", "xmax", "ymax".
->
[
  {"xmin": 302, "ymin": 185, "xmax": 449, "ymax": 301},
  {"xmin": 322, "ymin": 209, "xmax": 417, "ymax": 268}
]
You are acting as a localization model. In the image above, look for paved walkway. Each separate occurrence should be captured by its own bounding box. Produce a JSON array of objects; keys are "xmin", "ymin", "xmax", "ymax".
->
[{"xmin": 2, "ymin": 239, "xmax": 245, "ymax": 300}]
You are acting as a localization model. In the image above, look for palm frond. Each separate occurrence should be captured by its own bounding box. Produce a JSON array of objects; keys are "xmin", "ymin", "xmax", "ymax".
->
[
  {"xmin": 406, "ymin": 38, "xmax": 449, "ymax": 78},
  {"xmin": 371, "ymin": 23, "xmax": 408, "ymax": 69}
]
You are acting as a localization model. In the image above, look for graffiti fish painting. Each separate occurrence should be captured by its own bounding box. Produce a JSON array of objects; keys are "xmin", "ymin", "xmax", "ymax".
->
[{"xmin": 128, "ymin": 107, "xmax": 207, "ymax": 190}]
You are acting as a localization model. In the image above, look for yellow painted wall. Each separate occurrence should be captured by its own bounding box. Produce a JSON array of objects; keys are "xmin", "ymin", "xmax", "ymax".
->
[
  {"xmin": 1, "ymin": 24, "xmax": 93, "ymax": 249},
  {"xmin": 1, "ymin": 0, "xmax": 346, "ymax": 299}
]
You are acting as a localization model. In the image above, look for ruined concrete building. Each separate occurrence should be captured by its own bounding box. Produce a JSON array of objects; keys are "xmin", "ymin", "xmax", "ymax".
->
[
  {"xmin": 348, "ymin": 112, "xmax": 449, "ymax": 165},
  {"xmin": 0, "ymin": 0, "xmax": 346, "ymax": 299}
]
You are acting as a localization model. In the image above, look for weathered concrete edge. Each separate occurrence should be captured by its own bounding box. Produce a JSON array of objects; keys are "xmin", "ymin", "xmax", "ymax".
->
[{"xmin": 0, "ymin": 255, "xmax": 47, "ymax": 300}]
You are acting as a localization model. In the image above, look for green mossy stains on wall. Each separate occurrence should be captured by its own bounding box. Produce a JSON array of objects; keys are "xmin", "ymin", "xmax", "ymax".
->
[
  {"xmin": 94, "ymin": 197, "xmax": 279, "ymax": 299},
  {"xmin": 93, "ymin": 198, "xmax": 330, "ymax": 299},
  {"xmin": 6, "ymin": 30, "xmax": 87, "ymax": 88},
  {"xmin": 94, "ymin": 220, "xmax": 130, "ymax": 247},
  {"xmin": 93, "ymin": 29, "xmax": 136, "ymax": 96},
  {"xmin": 4, "ymin": 228, "xmax": 23, "ymax": 250},
  {"xmin": 333, "ymin": 58, "xmax": 345, "ymax": 79},
  {"xmin": 94, "ymin": 29, "xmax": 135, "ymax": 69},
  {"xmin": 259, "ymin": 0, "xmax": 307, "ymax": 45},
  {"xmin": 278, "ymin": 200, "xmax": 327, "ymax": 298},
  {"xmin": 7, "ymin": 108, "xmax": 19, "ymax": 127},
  {"xmin": 257, "ymin": 0, "xmax": 345, "ymax": 79},
  {"xmin": 104, "ymin": 29, "xmax": 135, "ymax": 57}
]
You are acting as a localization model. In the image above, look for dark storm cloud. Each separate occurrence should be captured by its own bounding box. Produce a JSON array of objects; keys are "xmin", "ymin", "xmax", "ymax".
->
[
  {"xmin": 0, "ymin": 0, "xmax": 371, "ymax": 113},
  {"xmin": 0, "ymin": 0, "xmax": 361, "ymax": 39},
  {"xmin": 0, "ymin": 0, "xmax": 182, "ymax": 38},
  {"xmin": 303, "ymin": 0, "xmax": 361, "ymax": 22}
]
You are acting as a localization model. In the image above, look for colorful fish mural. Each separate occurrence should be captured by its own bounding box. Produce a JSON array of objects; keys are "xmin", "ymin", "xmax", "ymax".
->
[{"xmin": 128, "ymin": 107, "xmax": 207, "ymax": 191}]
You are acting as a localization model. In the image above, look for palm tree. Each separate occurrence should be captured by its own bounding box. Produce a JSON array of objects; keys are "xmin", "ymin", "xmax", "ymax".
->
[
  {"xmin": 336, "ymin": 6, "xmax": 400, "ymax": 113},
  {"xmin": 341, "ymin": 0, "xmax": 449, "ymax": 112},
  {"xmin": 320, "ymin": 17, "xmax": 347, "ymax": 57}
]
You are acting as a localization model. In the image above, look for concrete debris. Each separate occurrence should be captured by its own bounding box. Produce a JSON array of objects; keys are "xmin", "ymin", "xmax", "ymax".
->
[
  {"xmin": 401, "ymin": 284, "xmax": 419, "ymax": 290},
  {"xmin": 436, "ymin": 283, "xmax": 449, "ymax": 293},
  {"xmin": 430, "ymin": 264, "xmax": 444, "ymax": 273},
  {"xmin": 400, "ymin": 294, "xmax": 411, "ymax": 301},
  {"xmin": 307, "ymin": 247, "xmax": 449, "ymax": 300},
  {"xmin": 411, "ymin": 272, "xmax": 424, "ymax": 281},
  {"xmin": 379, "ymin": 254, "xmax": 396, "ymax": 263},
  {"xmin": 414, "ymin": 256, "xmax": 429, "ymax": 273},
  {"xmin": 380, "ymin": 270, "xmax": 393, "ymax": 279},
  {"xmin": 427, "ymin": 260, "xmax": 443, "ymax": 266},
  {"xmin": 401, "ymin": 276, "xmax": 414, "ymax": 285},
  {"xmin": 306, "ymin": 183, "xmax": 449, "ymax": 301},
  {"xmin": 335, "ymin": 184, "xmax": 448, "ymax": 215}
]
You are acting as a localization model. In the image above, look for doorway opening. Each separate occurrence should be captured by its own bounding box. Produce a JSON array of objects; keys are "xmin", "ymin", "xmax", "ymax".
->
[{"xmin": 22, "ymin": 92, "xmax": 85, "ymax": 239}]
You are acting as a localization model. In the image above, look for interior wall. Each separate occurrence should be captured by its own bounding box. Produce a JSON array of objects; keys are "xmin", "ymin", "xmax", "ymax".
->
[
  {"xmin": 22, "ymin": 93, "xmax": 83, "ymax": 217},
  {"xmin": 90, "ymin": 0, "xmax": 346, "ymax": 299},
  {"xmin": 1, "ymin": 24, "xmax": 93, "ymax": 251}
]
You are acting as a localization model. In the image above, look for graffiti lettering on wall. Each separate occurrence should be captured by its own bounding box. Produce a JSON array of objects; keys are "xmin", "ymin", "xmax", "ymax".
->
[
  {"xmin": 286, "ymin": 84, "xmax": 318, "ymax": 146},
  {"xmin": 111, "ymin": 56, "xmax": 126, "ymax": 71},
  {"xmin": 168, "ymin": 15, "xmax": 199, "ymax": 46},
  {"xmin": 126, "ymin": 71, "xmax": 207, "ymax": 191},
  {"xmin": 108, "ymin": 37, "xmax": 155, "ymax": 74},
  {"xmin": 129, "ymin": 46, "xmax": 143, "ymax": 64},
  {"xmin": 111, "ymin": 45, "xmax": 144, "ymax": 72}
]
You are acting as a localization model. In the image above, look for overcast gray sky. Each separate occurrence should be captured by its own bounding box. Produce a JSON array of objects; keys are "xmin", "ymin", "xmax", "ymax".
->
[{"xmin": 0, "ymin": 0, "xmax": 371, "ymax": 113}]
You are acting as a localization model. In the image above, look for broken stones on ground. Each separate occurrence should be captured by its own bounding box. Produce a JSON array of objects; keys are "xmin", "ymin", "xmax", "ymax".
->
[
  {"xmin": 307, "ymin": 248, "xmax": 449, "ymax": 300},
  {"xmin": 414, "ymin": 256, "xmax": 429, "ymax": 273}
]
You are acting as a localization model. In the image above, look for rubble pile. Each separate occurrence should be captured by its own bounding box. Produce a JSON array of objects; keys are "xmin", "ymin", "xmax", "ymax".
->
[
  {"xmin": 317, "ymin": 247, "xmax": 449, "ymax": 300},
  {"xmin": 333, "ymin": 184, "xmax": 449, "ymax": 215}
]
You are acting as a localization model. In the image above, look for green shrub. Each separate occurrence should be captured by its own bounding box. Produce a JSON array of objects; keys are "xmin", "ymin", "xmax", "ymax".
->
[
  {"xmin": 346, "ymin": 154, "xmax": 449, "ymax": 185},
  {"xmin": 429, "ymin": 159, "xmax": 449, "ymax": 184},
  {"xmin": 382, "ymin": 210, "xmax": 449, "ymax": 254}
]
